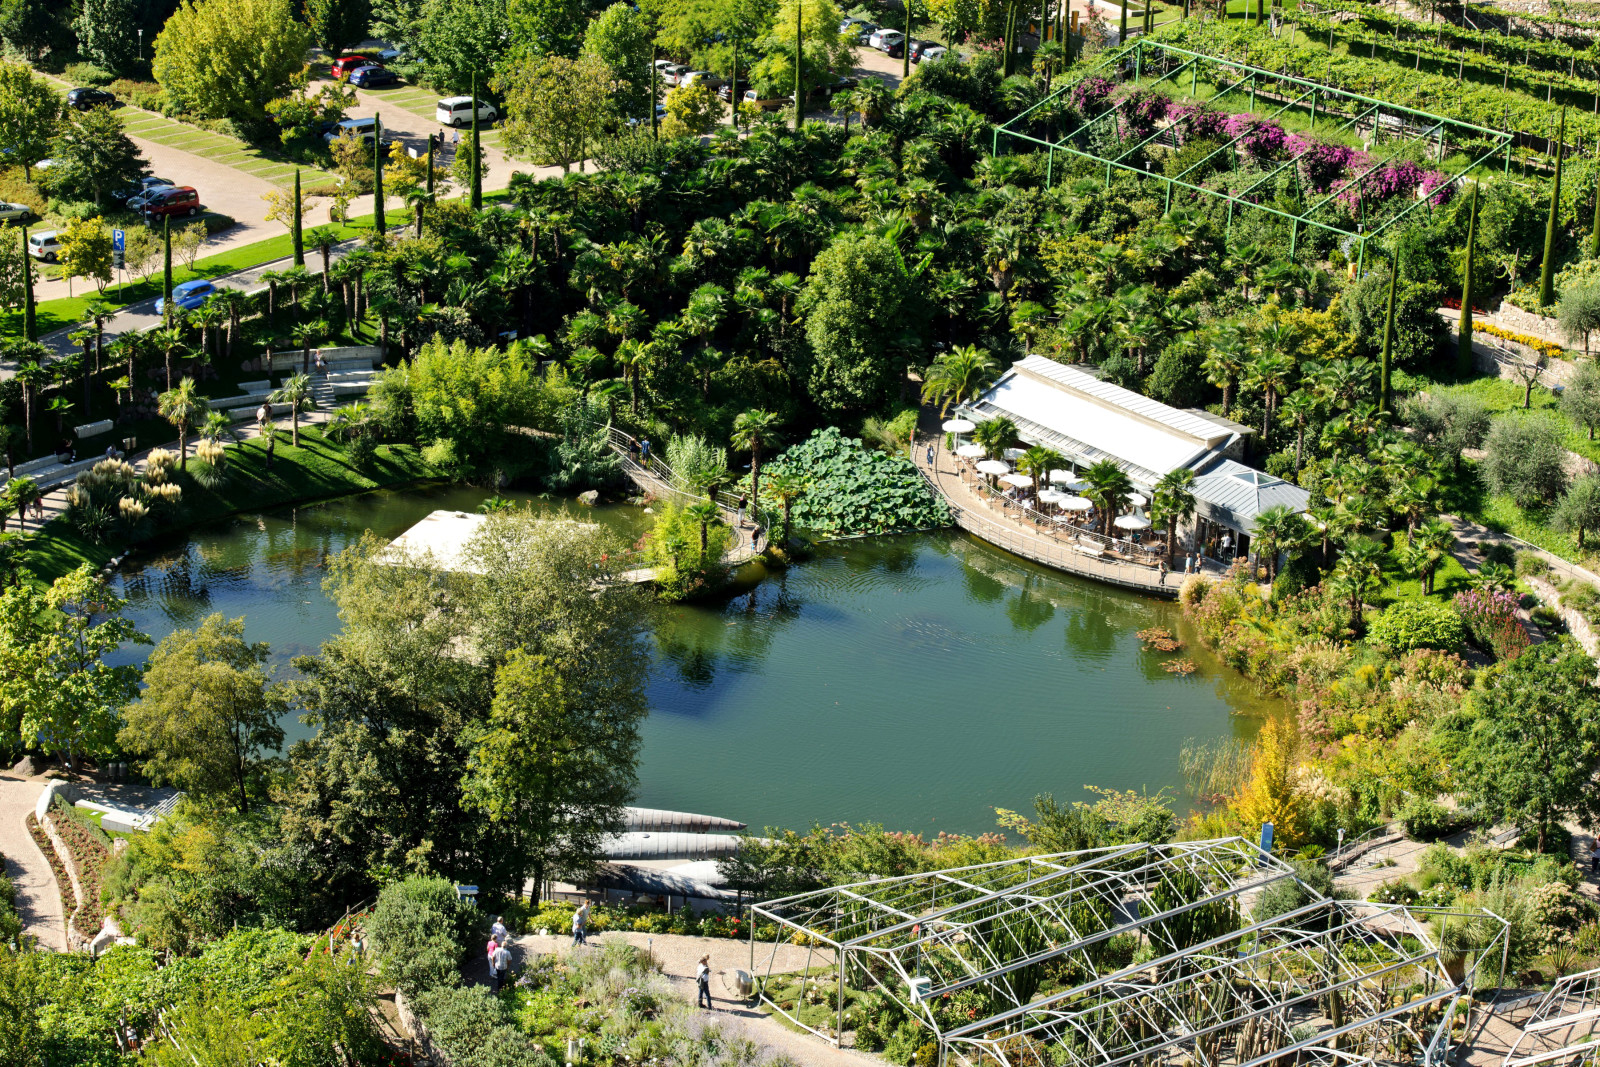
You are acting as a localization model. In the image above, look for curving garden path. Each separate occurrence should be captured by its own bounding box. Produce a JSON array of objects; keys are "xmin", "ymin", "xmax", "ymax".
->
[{"xmin": 0, "ymin": 774, "xmax": 66, "ymax": 951}]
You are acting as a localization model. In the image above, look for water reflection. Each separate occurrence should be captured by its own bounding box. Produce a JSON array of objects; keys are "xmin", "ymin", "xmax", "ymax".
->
[{"xmin": 110, "ymin": 487, "xmax": 1280, "ymax": 835}]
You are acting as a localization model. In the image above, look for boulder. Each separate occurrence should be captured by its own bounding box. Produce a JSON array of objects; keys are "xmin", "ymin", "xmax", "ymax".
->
[
  {"xmin": 11, "ymin": 756, "xmax": 35, "ymax": 776},
  {"xmin": 577, "ymin": 490, "xmax": 600, "ymax": 506}
]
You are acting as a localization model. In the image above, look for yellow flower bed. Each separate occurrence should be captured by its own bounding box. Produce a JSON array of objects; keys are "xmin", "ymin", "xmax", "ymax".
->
[{"xmin": 1478, "ymin": 321, "xmax": 1568, "ymax": 360}]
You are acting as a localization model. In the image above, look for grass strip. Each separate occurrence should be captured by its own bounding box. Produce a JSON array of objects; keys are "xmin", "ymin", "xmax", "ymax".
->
[{"xmin": 23, "ymin": 428, "xmax": 437, "ymax": 585}]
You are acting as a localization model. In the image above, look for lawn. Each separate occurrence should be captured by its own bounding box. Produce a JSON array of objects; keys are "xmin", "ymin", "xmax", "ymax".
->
[
  {"xmin": 1372, "ymin": 543, "xmax": 1473, "ymax": 608},
  {"xmin": 22, "ymin": 428, "xmax": 438, "ymax": 586}
]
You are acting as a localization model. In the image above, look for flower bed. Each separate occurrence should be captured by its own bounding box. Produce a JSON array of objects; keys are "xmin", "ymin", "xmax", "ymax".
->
[
  {"xmin": 43, "ymin": 801, "xmax": 111, "ymax": 938},
  {"xmin": 26, "ymin": 814, "xmax": 72, "ymax": 941},
  {"xmin": 1454, "ymin": 587, "xmax": 1531, "ymax": 660}
]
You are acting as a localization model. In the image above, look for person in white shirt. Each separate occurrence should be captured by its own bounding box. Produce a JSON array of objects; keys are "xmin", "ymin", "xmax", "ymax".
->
[
  {"xmin": 491, "ymin": 916, "xmax": 509, "ymax": 944},
  {"xmin": 491, "ymin": 942, "xmax": 511, "ymax": 990},
  {"xmin": 696, "ymin": 954, "xmax": 713, "ymax": 1009}
]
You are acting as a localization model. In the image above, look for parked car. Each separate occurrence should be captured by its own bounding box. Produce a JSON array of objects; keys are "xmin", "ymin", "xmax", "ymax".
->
[
  {"xmin": 66, "ymin": 87, "xmax": 115, "ymax": 110},
  {"xmin": 627, "ymin": 104, "xmax": 670, "ymax": 128},
  {"xmin": 0, "ymin": 202, "xmax": 31, "ymax": 222},
  {"xmin": 869, "ymin": 28, "xmax": 905, "ymax": 51},
  {"xmin": 916, "ymin": 45, "xmax": 950, "ymax": 63},
  {"xmin": 331, "ymin": 55, "xmax": 375, "ymax": 80},
  {"xmin": 155, "ymin": 279, "xmax": 218, "ymax": 315},
  {"xmin": 819, "ymin": 74, "xmax": 857, "ymax": 99},
  {"xmin": 679, "ymin": 71, "xmax": 723, "ymax": 90},
  {"xmin": 325, "ymin": 116, "xmax": 378, "ymax": 143},
  {"xmin": 742, "ymin": 89, "xmax": 791, "ymax": 112},
  {"xmin": 141, "ymin": 185, "xmax": 202, "ymax": 220},
  {"xmin": 840, "ymin": 17, "xmax": 876, "ymax": 41},
  {"xmin": 717, "ymin": 77, "xmax": 751, "ymax": 102},
  {"xmin": 435, "ymin": 97, "xmax": 498, "ymax": 126},
  {"xmin": 349, "ymin": 65, "xmax": 400, "ymax": 88},
  {"xmin": 377, "ymin": 47, "xmax": 405, "ymax": 62},
  {"xmin": 662, "ymin": 64, "xmax": 691, "ymax": 86},
  {"xmin": 26, "ymin": 230, "xmax": 60, "ymax": 262},
  {"xmin": 904, "ymin": 39, "xmax": 932, "ymax": 61},
  {"xmin": 113, "ymin": 176, "xmax": 174, "ymax": 205}
]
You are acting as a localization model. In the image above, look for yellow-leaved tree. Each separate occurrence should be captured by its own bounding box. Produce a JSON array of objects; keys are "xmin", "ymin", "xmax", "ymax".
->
[
  {"xmin": 153, "ymin": 0, "xmax": 309, "ymax": 129},
  {"xmin": 1228, "ymin": 716, "xmax": 1308, "ymax": 849}
]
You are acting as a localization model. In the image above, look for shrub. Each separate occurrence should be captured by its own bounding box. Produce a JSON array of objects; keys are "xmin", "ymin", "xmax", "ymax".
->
[
  {"xmin": 367, "ymin": 876, "xmax": 472, "ymax": 998},
  {"xmin": 1454, "ymin": 588, "xmax": 1531, "ymax": 660},
  {"xmin": 1367, "ymin": 599, "xmax": 1467, "ymax": 654},
  {"xmin": 108, "ymin": 79, "xmax": 167, "ymax": 112},
  {"xmin": 1177, "ymin": 574, "xmax": 1210, "ymax": 609},
  {"xmin": 1481, "ymin": 416, "xmax": 1568, "ymax": 508},
  {"xmin": 1530, "ymin": 605, "xmax": 1565, "ymax": 631},
  {"xmin": 1253, "ymin": 857, "xmax": 1335, "ymax": 924},
  {"xmin": 1515, "ymin": 551, "xmax": 1549, "ymax": 577},
  {"xmin": 65, "ymin": 62, "xmax": 115, "ymax": 86},
  {"xmin": 410, "ymin": 985, "xmax": 555, "ymax": 1067},
  {"xmin": 1368, "ymin": 878, "xmax": 1420, "ymax": 905},
  {"xmin": 1401, "ymin": 796, "xmax": 1459, "ymax": 841}
]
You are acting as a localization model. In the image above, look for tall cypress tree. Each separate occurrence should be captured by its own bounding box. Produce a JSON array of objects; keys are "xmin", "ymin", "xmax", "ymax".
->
[
  {"xmin": 651, "ymin": 44, "xmax": 660, "ymax": 140},
  {"xmin": 291, "ymin": 169, "xmax": 304, "ymax": 267},
  {"xmin": 373, "ymin": 115, "xmax": 386, "ymax": 236},
  {"xmin": 1459, "ymin": 182, "xmax": 1480, "ymax": 376},
  {"xmin": 1119, "ymin": 0, "xmax": 1128, "ymax": 43},
  {"xmin": 793, "ymin": 0, "xmax": 803, "ymax": 131},
  {"xmin": 470, "ymin": 75, "xmax": 482, "ymax": 211},
  {"xmin": 426, "ymin": 133, "xmax": 435, "ymax": 194},
  {"xmin": 162, "ymin": 215, "xmax": 173, "ymax": 327},
  {"xmin": 1538, "ymin": 107, "xmax": 1567, "ymax": 309},
  {"xmin": 1380, "ymin": 260, "xmax": 1398, "ymax": 412},
  {"xmin": 20, "ymin": 228, "xmax": 35, "ymax": 343},
  {"xmin": 1591, "ymin": 166, "xmax": 1599, "ymax": 259},
  {"xmin": 903, "ymin": 0, "xmax": 912, "ymax": 81}
]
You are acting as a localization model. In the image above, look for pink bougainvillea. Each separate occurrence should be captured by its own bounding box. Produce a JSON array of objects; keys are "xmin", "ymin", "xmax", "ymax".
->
[
  {"xmin": 1070, "ymin": 76, "xmax": 1116, "ymax": 117},
  {"xmin": 1117, "ymin": 88, "xmax": 1172, "ymax": 138}
]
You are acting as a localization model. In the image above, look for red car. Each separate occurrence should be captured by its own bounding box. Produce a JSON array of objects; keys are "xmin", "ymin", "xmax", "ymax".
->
[
  {"xmin": 141, "ymin": 186, "xmax": 202, "ymax": 220},
  {"xmin": 331, "ymin": 55, "xmax": 375, "ymax": 80}
]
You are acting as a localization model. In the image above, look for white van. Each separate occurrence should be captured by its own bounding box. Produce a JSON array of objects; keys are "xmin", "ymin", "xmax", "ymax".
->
[
  {"xmin": 26, "ymin": 230, "xmax": 60, "ymax": 262},
  {"xmin": 436, "ymin": 97, "xmax": 498, "ymax": 126}
]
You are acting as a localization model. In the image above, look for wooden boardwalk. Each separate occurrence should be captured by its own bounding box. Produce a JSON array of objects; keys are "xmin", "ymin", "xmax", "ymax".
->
[{"xmin": 913, "ymin": 434, "xmax": 1225, "ymax": 599}]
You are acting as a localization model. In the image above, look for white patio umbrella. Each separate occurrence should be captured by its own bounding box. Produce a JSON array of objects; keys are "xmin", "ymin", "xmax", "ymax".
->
[
  {"xmin": 976, "ymin": 460, "xmax": 1011, "ymax": 476},
  {"xmin": 1059, "ymin": 496, "xmax": 1093, "ymax": 511},
  {"xmin": 1048, "ymin": 469, "xmax": 1076, "ymax": 483},
  {"xmin": 942, "ymin": 418, "xmax": 975, "ymax": 433},
  {"xmin": 1125, "ymin": 493, "xmax": 1148, "ymax": 507},
  {"xmin": 1037, "ymin": 488, "xmax": 1063, "ymax": 505},
  {"xmin": 1114, "ymin": 514, "xmax": 1152, "ymax": 530},
  {"xmin": 1064, "ymin": 480, "xmax": 1091, "ymax": 493},
  {"xmin": 1001, "ymin": 473, "xmax": 1033, "ymax": 488},
  {"xmin": 956, "ymin": 443, "xmax": 986, "ymax": 458}
]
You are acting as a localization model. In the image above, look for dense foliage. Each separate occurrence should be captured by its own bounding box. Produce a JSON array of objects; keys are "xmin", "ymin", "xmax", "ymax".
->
[{"xmin": 756, "ymin": 427, "xmax": 949, "ymax": 534}]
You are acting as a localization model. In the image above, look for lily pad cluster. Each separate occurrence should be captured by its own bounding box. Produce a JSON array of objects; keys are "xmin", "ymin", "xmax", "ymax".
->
[{"xmin": 760, "ymin": 427, "xmax": 952, "ymax": 536}]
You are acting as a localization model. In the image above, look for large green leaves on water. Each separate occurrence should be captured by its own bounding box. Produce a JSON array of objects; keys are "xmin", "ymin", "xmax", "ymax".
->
[{"xmin": 758, "ymin": 427, "xmax": 951, "ymax": 536}]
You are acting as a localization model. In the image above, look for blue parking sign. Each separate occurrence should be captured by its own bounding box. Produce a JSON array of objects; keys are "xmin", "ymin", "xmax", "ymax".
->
[{"xmin": 112, "ymin": 228, "xmax": 125, "ymax": 252}]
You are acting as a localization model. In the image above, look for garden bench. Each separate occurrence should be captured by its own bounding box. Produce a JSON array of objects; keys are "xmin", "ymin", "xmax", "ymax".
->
[{"xmin": 72, "ymin": 419, "xmax": 114, "ymax": 440}]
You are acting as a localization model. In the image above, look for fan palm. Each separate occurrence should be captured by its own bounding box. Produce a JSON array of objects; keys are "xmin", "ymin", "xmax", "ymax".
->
[
  {"xmin": 271, "ymin": 373, "xmax": 315, "ymax": 447},
  {"xmin": 765, "ymin": 472, "xmax": 805, "ymax": 545},
  {"xmin": 151, "ymin": 325, "xmax": 186, "ymax": 391},
  {"xmin": 686, "ymin": 500, "xmax": 722, "ymax": 557},
  {"xmin": 1331, "ymin": 537, "xmax": 1386, "ymax": 630},
  {"xmin": 971, "ymin": 416, "xmax": 1017, "ymax": 459},
  {"xmin": 1082, "ymin": 459, "xmax": 1133, "ymax": 538},
  {"xmin": 1151, "ymin": 468, "xmax": 1197, "ymax": 563},
  {"xmin": 7, "ymin": 476, "xmax": 41, "ymax": 532},
  {"xmin": 1402, "ymin": 517, "xmax": 1455, "ymax": 595},
  {"xmin": 1278, "ymin": 390, "xmax": 1317, "ymax": 475},
  {"xmin": 1251, "ymin": 505, "xmax": 1310, "ymax": 581},
  {"xmin": 731, "ymin": 409, "xmax": 780, "ymax": 526},
  {"xmin": 157, "ymin": 377, "xmax": 209, "ymax": 470},
  {"xmin": 1017, "ymin": 446, "xmax": 1065, "ymax": 502}
]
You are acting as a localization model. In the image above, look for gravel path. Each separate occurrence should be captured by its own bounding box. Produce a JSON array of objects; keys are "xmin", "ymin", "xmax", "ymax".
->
[
  {"xmin": 507, "ymin": 931, "xmax": 881, "ymax": 1066},
  {"xmin": 0, "ymin": 774, "xmax": 66, "ymax": 951}
]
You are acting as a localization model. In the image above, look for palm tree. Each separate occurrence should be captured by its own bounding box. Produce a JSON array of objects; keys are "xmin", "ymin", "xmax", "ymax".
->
[
  {"xmin": 151, "ymin": 324, "xmax": 186, "ymax": 390},
  {"xmin": 1389, "ymin": 474, "xmax": 1438, "ymax": 542},
  {"xmin": 189, "ymin": 300, "xmax": 228, "ymax": 360},
  {"xmin": 328, "ymin": 402, "xmax": 373, "ymax": 445},
  {"xmin": 200, "ymin": 410, "xmax": 237, "ymax": 443},
  {"xmin": 686, "ymin": 500, "xmax": 721, "ymax": 558},
  {"xmin": 1202, "ymin": 327, "xmax": 1247, "ymax": 413},
  {"xmin": 404, "ymin": 186, "xmax": 435, "ymax": 238},
  {"xmin": 921, "ymin": 345, "xmax": 999, "ymax": 416},
  {"xmin": 1151, "ymin": 468, "xmax": 1197, "ymax": 563},
  {"xmin": 211, "ymin": 288, "xmax": 250, "ymax": 359},
  {"xmin": 292, "ymin": 319, "xmax": 326, "ymax": 375},
  {"xmin": 272, "ymin": 373, "xmax": 315, "ymax": 447},
  {"xmin": 1331, "ymin": 537, "xmax": 1386, "ymax": 631},
  {"xmin": 157, "ymin": 377, "xmax": 209, "ymax": 470},
  {"xmin": 731, "ymin": 409, "xmax": 780, "ymax": 526},
  {"xmin": 1404, "ymin": 517, "xmax": 1455, "ymax": 595},
  {"xmin": 766, "ymin": 471, "xmax": 805, "ymax": 545},
  {"xmin": 1244, "ymin": 350, "xmax": 1296, "ymax": 441},
  {"xmin": 12, "ymin": 350, "xmax": 49, "ymax": 453},
  {"xmin": 306, "ymin": 226, "xmax": 339, "ymax": 289},
  {"xmin": 1082, "ymin": 459, "xmax": 1133, "ymax": 538},
  {"xmin": 1251, "ymin": 505, "xmax": 1308, "ymax": 581},
  {"xmin": 1278, "ymin": 390, "xmax": 1316, "ymax": 476},
  {"xmin": 1017, "ymin": 445, "xmax": 1065, "ymax": 502},
  {"xmin": 971, "ymin": 416, "xmax": 1017, "ymax": 459},
  {"xmin": 8, "ymin": 477, "xmax": 41, "ymax": 532}
]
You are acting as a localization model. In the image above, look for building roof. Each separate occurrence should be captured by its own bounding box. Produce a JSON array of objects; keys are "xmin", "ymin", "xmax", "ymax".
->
[
  {"xmin": 382, "ymin": 510, "xmax": 490, "ymax": 573},
  {"xmin": 1191, "ymin": 459, "xmax": 1311, "ymax": 530},
  {"xmin": 969, "ymin": 357, "xmax": 1245, "ymax": 486}
]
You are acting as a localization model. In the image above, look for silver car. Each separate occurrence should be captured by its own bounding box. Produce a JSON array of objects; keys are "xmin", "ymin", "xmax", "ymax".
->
[{"xmin": 0, "ymin": 201, "xmax": 30, "ymax": 222}]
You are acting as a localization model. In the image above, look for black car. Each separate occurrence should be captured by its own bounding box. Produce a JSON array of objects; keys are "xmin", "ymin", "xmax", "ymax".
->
[
  {"xmin": 905, "ymin": 39, "xmax": 933, "ymax": 61},
  {"xmin": 67, "ymin": 87, "xmax": 116, "ymax": 110},
  {"xmin": 717, "ymin": 77, "xmax": 750, "ymax": 102}
]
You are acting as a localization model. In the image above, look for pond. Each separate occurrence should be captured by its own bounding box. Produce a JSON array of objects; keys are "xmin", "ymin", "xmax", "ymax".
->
[{"xmin": 108, "ymin": 485, "xmax": 1281, "ymax": 837}]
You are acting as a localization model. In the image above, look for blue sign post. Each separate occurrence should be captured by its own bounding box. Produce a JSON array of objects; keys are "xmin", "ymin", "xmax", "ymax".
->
[{"xmin": 112, "ymin": 228, "xmax": 125, "ymax": 272}]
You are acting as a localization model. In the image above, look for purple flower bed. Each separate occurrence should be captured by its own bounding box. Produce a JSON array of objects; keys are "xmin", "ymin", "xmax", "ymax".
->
[
  {"xmin": 1454, "ymin": 588, "xmax": 1530, "ymax": 661},
  {"xmin": 1117, "ymin": 88, "xmax": 1172, "ymax": 138},
  {"xmin": 1297, "ymin": 140, "xmax": 1364, "ymax": 193},
  {"xmin": 1171, "ymin": 103, "xmax": 1231, "ymax": 142},
  {"xmin": 1071, "ymin": 76, "xmax": 1116, "ymax": 117}
]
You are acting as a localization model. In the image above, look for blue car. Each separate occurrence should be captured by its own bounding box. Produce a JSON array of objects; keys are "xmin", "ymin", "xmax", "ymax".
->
[
  {"xmin": 349, "ymin": 65, "xmax": 400, "ymax": 88},
  {"xmin": 156, "ymin": 279, "xmax": 216, "ymax": 314}
]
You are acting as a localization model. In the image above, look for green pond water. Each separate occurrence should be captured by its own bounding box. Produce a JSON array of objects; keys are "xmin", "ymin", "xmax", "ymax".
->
[{"xmin": 108, "ymin": 484, "xmax": 1280, "ymax": 836}]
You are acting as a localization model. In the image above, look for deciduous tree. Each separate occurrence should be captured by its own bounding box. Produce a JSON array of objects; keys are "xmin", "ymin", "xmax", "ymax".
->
[
  {"xmin": 47, "ymin": 93, "xmax": 147, "ymax": 208},
  {"xmin": 120, "ymin": 614, "xmax": 287, "ymax": 813},
  {"xmin": 581, "ymin": 2, "xmax": 652, "ymax": 117},
  {"xmin": 0, "ymin": 60, "xmax": 59, "ymax": 181},
  {"xmin": 56, "ymin": 216, "xmax": 113, "ymax": 294},
  {"xmin": 73, "ymin": 0, "xmax": 142, "ymax": 75},
  {"xmin": 498, "ymin": 53, "xmax": 613, "ymax": 174},
  {"xmin": 153, "ymin": 0, "xmax": 310, "ymax": 132},
  {"xmin": 304, "ymin": 0, "xmax": 372, "ymax": 58}
]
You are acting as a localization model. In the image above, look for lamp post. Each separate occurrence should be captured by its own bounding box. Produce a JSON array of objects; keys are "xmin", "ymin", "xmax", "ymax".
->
[{"xmin": 137, "ymin": 28, "xmax": 143, "ymax": 62}]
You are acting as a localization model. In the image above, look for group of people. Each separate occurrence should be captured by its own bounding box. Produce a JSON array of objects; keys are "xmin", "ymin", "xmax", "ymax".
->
[{"xmin": 481, "ymin": 904, "xmax": 717, "ymax": 1011}]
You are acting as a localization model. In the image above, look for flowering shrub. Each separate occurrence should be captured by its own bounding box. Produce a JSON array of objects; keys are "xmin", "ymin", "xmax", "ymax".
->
[
  {"xmin": 1454, "ymin": 588, "xmax": 1530, "ymax": 660},
  {"xmin": 1222, "ymin": 114, "xmax": 1291, "ymax": 160},
  {"xmin": 1298, "ymin": 140, "xmax": 1363, "ymax": 192},
  {"xmin": 1477, "ymin": 321, "xmax": 1568, "ymax": 360},
  {"xmin": 1171, "ymin": 102, "xmax": 1231, "ymax": 142},
  {"xmin": 1070, "ymin": 76, "xmax": 1116, "ymax": 117},
  {"xmin": 1118, "ymin": 88, "xmax": 1172, "ymax": 138},
  {"xmin": 1420, "ymin": 169, "xmax": 1457, "ymax": 206}
]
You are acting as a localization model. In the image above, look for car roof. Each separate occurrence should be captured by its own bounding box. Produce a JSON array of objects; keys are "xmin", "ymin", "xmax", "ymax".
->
[
  {"xmin": 30, "ymin": 231, "xmax": 57, "ymax": 240},
  {"xmin": 338, "ymin": 116, "xmax": 376, "ymax": 126},
  {"xmin": 174, "ymin": 280, "xmax": 214, "ymax": 293},
  {"xmin": 439, "ymin": 96, "xmax": 475, "ymax": 105}
]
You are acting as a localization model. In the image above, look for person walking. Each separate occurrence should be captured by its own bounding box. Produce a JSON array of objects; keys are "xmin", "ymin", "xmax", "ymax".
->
[
  {"xmin": 486, "ymin": 935, "xmax": 499, "ymax": 978},
  {"xmin": 696, "ymin": 955, "xmax": 713, "ymax": 1009},
  {"xmin": 736, "ymin": 493, "xmax": 748, "ymax": 527},
  {"xmin": 926, "ymin": 443, "xmax": 935, "ymax": 467},
  {"xmin": 1183, "ymin": 552, "xmax": 1193, "ymax": 575},
  {"xmin": 491, "ymin": 915, "xmax": 509, "ymax": 944},
  {"xmin": 640, "ymin": 437, "xmax": 651, "ymax": 464},
  {"xmin": 1158, "ymin": 559, "xmax": 1168, "ymax": 585},
  {"xmin": 572, "ymin": 900, "xmax": 591, "ymax": 946},
  {"xmin": 491, "ymin": 941, "xmax": 511, "ymax": 991}
]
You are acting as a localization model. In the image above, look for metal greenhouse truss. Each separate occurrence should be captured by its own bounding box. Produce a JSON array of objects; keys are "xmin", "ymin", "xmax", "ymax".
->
[
  {"xmin": 993, "ymin": 40, "xmax": 1515, "ymax": 274},
  {"xmin": 1501, "ymin": 965, "xmax": 1600, "ymax": 1067},
  {"xmin": 747, "ymin": 838, "xmax": 1510, "ymax": 1067}
]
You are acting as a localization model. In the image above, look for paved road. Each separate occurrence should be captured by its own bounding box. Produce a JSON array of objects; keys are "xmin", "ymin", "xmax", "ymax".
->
[{"xmin": 0, "ymin": 774, "xmax": 66, "ymax": 951}]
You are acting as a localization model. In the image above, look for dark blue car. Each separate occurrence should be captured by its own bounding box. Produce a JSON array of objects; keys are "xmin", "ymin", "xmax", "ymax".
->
[
  {"xmin": 156, "ymin": 279, "xmax": 217, "ymax": 315},
  {"xmin": 349, "ymin": 65, "xmax": 400, "ymax": 88}
]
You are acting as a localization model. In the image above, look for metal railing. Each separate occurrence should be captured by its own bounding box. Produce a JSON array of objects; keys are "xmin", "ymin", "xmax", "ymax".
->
[
  {"xmin": 961, "ymin": 470, "xmax": 1168, "ymax": 565},
  {"xmin": 602, "ymin": 424, "xmax": 766, "ymax": 550}
]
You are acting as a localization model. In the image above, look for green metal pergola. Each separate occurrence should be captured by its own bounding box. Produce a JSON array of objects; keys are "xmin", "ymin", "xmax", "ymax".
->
[{"xmin": 994, "ymin": 39, "xmax": 1515, "ymax": 275}]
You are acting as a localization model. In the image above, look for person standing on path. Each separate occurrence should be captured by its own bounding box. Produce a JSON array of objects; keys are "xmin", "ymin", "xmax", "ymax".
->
[
  {"xmin": 491, "ymin": 941, "xmax": 511, "ymax": 991},
  {"xmin": 491, "ymin": 915, "xmax": 509, "ymax": 944},
  {"xmin": 486, "ymin": 935, "xmax": 499, "ymax": 978},
  {"xmin": 926, "ymin": 443, "xmax": 934, "ymax": 468},
  {"xmin": 696, "ymin": 955, "xmax": 713, "ymax": 1009},
  {"xmin": 572, "ymin": 900, "xmax": 591, "ymax": 946},
  {"xmin": 1158, "ymin": 559, "xmax": 1167, "ymax": 585}
]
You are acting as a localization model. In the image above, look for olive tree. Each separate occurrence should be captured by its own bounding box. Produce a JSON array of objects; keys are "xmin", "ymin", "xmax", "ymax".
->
[
  {"xmin": 1562, "ymin": 359, "xmax": 1600, "ymax": 440},
  {"xmin": 1480, "ymin": 415, "xmax": 1568, "ymax": 508}
]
